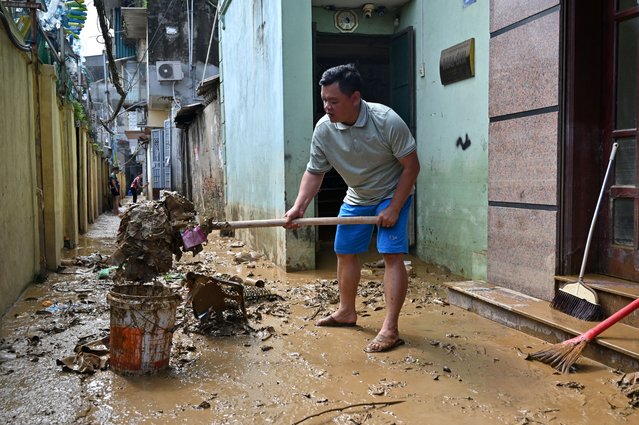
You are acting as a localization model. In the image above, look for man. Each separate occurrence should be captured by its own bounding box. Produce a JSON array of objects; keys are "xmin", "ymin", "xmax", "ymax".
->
[
  {"xmin": 130, "ymin": 172, "xmax": 144, "ymax": 203},
  {"xmin": 285, "ymin": 64, "xmax": 420, "ymax": 353},
  {"xmin": 109, "ymin": 166, "xmax": 121, "ymax": 214}
]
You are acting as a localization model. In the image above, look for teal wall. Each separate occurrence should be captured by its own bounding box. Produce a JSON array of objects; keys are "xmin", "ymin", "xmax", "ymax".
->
[
  {"xmin": 220, "ymin": 0, "xmax": 313, "ymax": 268},
  {"xmin": 402, "ymin": 1, "xmax": 489, "ymax": 280},
  {"xmin": 283, "ymin": 2, "xmax": 315, "ymax": 270},
  {"xmin": 220, "ymin": 0, "xmax": 286, "ymax": 263}
]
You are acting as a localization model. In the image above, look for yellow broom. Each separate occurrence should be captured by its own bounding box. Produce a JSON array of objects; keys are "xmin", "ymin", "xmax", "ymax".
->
[{"xmin": 550, "ymin": 143, "xmax": 618, "ymax": 321}]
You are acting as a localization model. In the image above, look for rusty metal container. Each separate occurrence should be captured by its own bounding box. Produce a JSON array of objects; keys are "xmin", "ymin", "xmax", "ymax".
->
[{"xmin": 107, "ymin": 285, "xmax": 181, "ymax": 374}]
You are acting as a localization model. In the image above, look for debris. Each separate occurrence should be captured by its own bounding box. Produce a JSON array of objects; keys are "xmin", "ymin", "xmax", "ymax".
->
[
  {"xmin": 109, "ymin": 192, "xmax": 208, "ymax": 282},
  {"xmin": 181, "ymin": 226, "xmax": 207, "ymax": 249},
  {"xmin": 363, "ymin": 259, "xmax": 385, "ymax": 268},
  {"xmin": 617, "ymin": 372, "xmax": 639, "ymax": 407},
  {"xmin": 243, "ymin": 277, "xmax": 265, "ymax": 288},
  {"xmin": 432, "ymin": 298, "xmax": 449, "ymax": 306},
  {"xmin": 74, "ymin": 253, "xmax": 108, "ymax": 268},
  {"xmin": 556, "ymin": 381, "xmax": 584, "ymax": 391},
  {"xmin": 97, "ymin": 266, "xmax": 118, "ymax": 279},
  {"xmin": 57, "ymin": 336, "xmax": 110, "ymax": 374},
  {"xmin": 291, "ymin": 400, "xmax": 405, "ymax": 425},
  {"xmin": 184, "ymin": 272, "xmax": 247, "ymax": 331}
]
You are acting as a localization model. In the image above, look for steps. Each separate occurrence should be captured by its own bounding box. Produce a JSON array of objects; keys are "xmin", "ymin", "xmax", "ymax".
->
[
  {"xmin": 445, "ymin": 279, "xmax": 639, "ymax": 372},
  {"xmin": 555, "ymin": 274, "xmax": 639, "ymax": 328}
]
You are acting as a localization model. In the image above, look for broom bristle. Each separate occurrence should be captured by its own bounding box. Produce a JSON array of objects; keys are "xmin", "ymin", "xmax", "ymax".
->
[
  {"xmin": 551, "ymin": 290, "xmax": 604, "ymax": 321},
  {"xmin": 528, "ymin": 340, "xmax": 588, "ymax": 374}
]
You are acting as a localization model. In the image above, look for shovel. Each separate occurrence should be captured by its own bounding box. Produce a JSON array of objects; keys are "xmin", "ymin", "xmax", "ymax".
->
[{"xmin": 207, "ymin": 216, "xmax": 379, "ymax": 231}]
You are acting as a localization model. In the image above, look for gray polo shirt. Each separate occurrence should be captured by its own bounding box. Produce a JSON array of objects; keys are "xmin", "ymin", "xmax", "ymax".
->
[{"xmin": 307, "ymin": 100, "xmax": 416, "ymax": 205}]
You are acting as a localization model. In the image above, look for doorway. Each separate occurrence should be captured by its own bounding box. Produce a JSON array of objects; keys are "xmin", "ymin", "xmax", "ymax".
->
[
  {"xmin": 312, "ymin": 29, "xmax": 415, "ymax": 243},
  {"xmin": 563, "ymin": 1, "xmax": 639, "ymax": 283}
]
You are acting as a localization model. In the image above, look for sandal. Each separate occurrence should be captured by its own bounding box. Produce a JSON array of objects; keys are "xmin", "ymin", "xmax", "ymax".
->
[
  {"xmin": 364, "ymin": 334, "xmax": 405, "ymax": 353},
  {"xmin": 315, "ymin": 315, "xmax": 357, "ymax": 327}
]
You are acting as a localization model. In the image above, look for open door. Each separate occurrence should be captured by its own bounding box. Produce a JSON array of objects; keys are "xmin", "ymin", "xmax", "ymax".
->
[
  {"xmin": 390, "ymin": 27, "xmax": 415, "ymax": 136},
  {"xmin": 312, "ymin": 29, "xmax": 416, "ymax": 246}
]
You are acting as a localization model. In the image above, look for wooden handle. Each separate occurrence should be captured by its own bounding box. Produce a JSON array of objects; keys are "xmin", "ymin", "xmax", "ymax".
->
[{"xmin": 211, "ymin": 216, "xmax": 378, "ymax": 229}]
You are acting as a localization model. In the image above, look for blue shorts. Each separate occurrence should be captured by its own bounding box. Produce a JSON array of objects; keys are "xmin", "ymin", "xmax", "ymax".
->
[{"xmin": 334, "ymin": 196, "xmax": 413, "ymax": 255}]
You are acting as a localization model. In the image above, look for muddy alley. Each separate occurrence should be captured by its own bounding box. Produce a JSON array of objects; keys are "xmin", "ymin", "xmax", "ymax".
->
[{"xmin": 1, "ymin": 207, "xmax": 638, "ymax": 425}]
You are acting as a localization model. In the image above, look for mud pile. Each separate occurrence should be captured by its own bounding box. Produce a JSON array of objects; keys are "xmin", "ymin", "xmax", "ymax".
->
[{"xmin": 109, "ymin": 191, "xmax": 207, "ymax": 282}]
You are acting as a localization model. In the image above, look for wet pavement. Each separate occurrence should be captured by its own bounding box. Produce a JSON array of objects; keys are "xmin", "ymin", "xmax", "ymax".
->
[{"xmin": 1, "ymin": 205, "xmax": 638, "ymax": 424}]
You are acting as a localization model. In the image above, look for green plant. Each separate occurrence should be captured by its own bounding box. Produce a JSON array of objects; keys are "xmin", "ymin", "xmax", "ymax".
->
[{"xmin": 71, "ymin": 98, "xmax": 89, "ymax": 126}]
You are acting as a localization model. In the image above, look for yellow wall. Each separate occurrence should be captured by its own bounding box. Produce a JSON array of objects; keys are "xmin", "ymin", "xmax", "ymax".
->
[
  {"xmin": 78, "ymin": 128, "xmax": 88, "ymax": 233},
  {"xmin": 62, "ymin": 104, "xmax": 78, "ymax": 247},
  {"xmin": 0, "ymin": 28, "xmax": 40, "ymax": 314},
  {"xmin": 40, "ymin": 65, "xmax": 65, "ymax": 270},
  {"xmin": 0, "ymin": 31, "xmax": 110, "ymax": 315}
]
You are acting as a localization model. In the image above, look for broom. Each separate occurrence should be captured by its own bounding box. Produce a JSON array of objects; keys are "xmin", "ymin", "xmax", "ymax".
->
[
  {"xmin": 529, "ymin": 297, "xmax": 639, "ymax": 373},
  {"xmin": 550, "ymin": 142, "xmax": 618, "ymax": 321}
]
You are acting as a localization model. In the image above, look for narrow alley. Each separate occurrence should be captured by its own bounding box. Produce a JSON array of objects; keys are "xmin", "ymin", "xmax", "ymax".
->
[{"xmin": 1, "ymin": 196, "xmax": 637, "ymax": 424}]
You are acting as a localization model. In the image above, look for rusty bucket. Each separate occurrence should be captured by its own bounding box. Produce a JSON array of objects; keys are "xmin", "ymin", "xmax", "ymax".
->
[{"xmin": 107, "ymin": 285, "xmax": 181, "ymax": 375}]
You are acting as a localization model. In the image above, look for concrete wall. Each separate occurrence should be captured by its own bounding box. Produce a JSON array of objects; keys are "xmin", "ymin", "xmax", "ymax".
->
[
  {"xmin": 40, "ymin": 65, "xmax": 65, "ymax": 270},
  {"xmin": 220, "ymin": 0, "xmax": 313, "ymax": 269},
  {"xmin": 401, "ymin": 1, "xmax": 490, "ymax": 280},
  {"xmin": 0, "ymin": 27, "xmax": 40, "ymax": 315},
  {"xmin": 488, "ymin": 1, "xmax": 560, "ymax": 300},
  {"xmin": 282, "ymin": 2, "xmax": 314, "ymax": 270},
  {"xmin": 62, "ymin": 104, "xmax": 79, "ymax": 247},
  {"xmin": 78, "ymin": 128, "xmax": 88, "ymax": 233},
  {"xmin": 185, "ymin": 98, "xmax": 225, "ymax": 219},
  {"xmin": 1, "ymin": 26, "xmax": 110, "ymax": 315}
]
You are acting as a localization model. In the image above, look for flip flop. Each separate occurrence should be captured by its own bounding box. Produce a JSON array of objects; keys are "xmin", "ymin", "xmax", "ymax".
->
[
  {"xmin": 364, "ymin": 334, "xmax": 405, "ymax": 353},
  {"xmin": 315, "ymin": 315, "xmax": 357, "ymax": 327}
]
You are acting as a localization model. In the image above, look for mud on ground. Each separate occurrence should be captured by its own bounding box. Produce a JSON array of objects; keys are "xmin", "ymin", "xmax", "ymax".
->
[{"xmin": 1, "ymin": 213, "xmax": 638, "ymax": 424}]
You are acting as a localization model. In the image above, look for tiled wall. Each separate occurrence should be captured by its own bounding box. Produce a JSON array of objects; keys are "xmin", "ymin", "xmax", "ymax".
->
[{"xmin": 488, "ymin": 1, "xmax": 560, "ymax": 300}]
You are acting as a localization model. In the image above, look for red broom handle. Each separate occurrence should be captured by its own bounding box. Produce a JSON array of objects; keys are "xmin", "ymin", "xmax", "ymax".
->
[{"xmin": 578, "ymin": 297, "xmax": 639, "ymax": 342}]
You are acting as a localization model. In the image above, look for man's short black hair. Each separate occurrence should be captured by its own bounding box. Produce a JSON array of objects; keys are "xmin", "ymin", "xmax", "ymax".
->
[{"xmin": 319, "ymin": 64, "xmax": 363, "ymax": 96}]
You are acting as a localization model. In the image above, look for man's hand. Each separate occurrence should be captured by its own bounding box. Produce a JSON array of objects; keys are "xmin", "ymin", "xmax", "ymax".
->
[
  {"xmin": 377, "ymin": 206, "xmax": 400, "ymax": 228},
  {"xmin": 284, "ymin": 206, "xmax": 305, "ymax": 229}
]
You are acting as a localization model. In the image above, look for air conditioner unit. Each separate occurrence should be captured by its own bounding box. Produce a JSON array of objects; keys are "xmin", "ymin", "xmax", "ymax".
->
[{"xmin": 156, "ymin": 61, "xmax": 183, "ymax": 81}]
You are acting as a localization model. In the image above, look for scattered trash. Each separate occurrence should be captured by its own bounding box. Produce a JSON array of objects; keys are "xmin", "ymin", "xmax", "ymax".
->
[
  {"xmin": 432, "ymin": 298, "xmax": 449, "ymax": 306},
  {"xmin": 363, "ymin": 259, "xmax": 385, "ymax": 268},
  {"xmin": 243, "ymin": 277, "xmax": 265, "ymax": 288},
  {"xmin": 556, "ymin": 381, "xmax": 584, "ymax": 391},
  {"xmin": 44, "ymin": 303, "xmax": 72, "ymax": 314},
  {"xmin": 617, "ymin": 372, "xmax": 639, "ymax": 407},
  {"xmin": 181, "ymin": 226, "xmax": 207, "ymax": 250},
  {"xmin": 233, "ymin": 251, "xmax": 262, "ymax": 264},
  {"xmin": 97, "ymin": 266, "xmax": 118, "ymax": 280},
  {"xmin": 77, "ymin": 253, "xmax": 108, "ymax": 267},
  {"xmin": 57, "ymin": 336, "xmax": 110, "ymax": 374}
]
